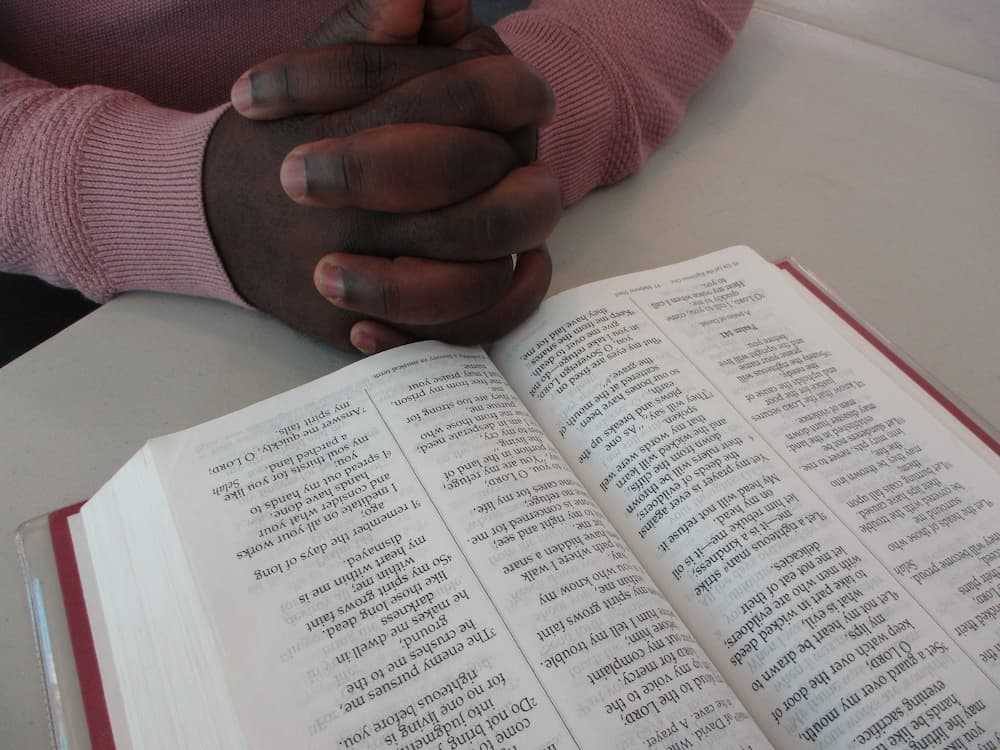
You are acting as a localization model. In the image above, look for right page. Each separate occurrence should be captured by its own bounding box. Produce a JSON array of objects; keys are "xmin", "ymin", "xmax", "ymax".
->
[{"xmin": 491, "ymin": 246, "xmax": 1000, "ymax": 749}]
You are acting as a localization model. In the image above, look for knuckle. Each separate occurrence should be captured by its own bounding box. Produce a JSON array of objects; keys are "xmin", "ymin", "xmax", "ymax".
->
[
  {"xmin": 474, "ymin": 203, "xmax": 523, "ymax": 255},
  {"xmin": 318, "ymin": 110, "xmax": 353, "ymax": 139},
  {"xmin": 378, "ymin": 277, "xmax": 403, "ymax": 320},
  {"xmin": 331, "ymin": 45, "xmax": 357, "ymax": 82},
  {"xmin": 354, "ymin": 45, "xmax": 396, "ymax": 95},
  {"xmin": 443, "ymin": 76, "xmax": 485, "ymax": 121},
  {"xmin": 332, "ymin": 105, "xmax": 367, "ymax": 135},
  {"xmin": 336, "ymin": 149, "xmax": 365, "ymax": 196},
  {"xmin": 316, "ymin": 50, "xmax": 348, "ymax": 94},
  {"xmin": 357, "ymin": 88, "xmax": 420, "ymax": 130},
  {"xmin": 460, "ymin": 27, "xmax": 511, "ymax": 56},
  {"xmin": 345, "ymin": 0, "xmax": 375, "ymax": 33},
  {"xmin": 278, "ymin": 64, "xmax": 294, "ymax": 105}
]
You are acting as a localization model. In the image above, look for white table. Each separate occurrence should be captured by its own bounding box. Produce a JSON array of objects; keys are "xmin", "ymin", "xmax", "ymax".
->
[{"xmin": 2, "ymin": 7, "xmax": 998, "ymax": 747}]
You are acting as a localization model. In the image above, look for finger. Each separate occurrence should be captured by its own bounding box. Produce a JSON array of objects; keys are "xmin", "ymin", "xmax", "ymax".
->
[
  {"xmin": 333, "ymin": 164, "xmax": 562, "ymax": 261},
  {"xmin": 452, "ymin": 25, "xmax": 513, "ymax": 55},
  {"xmin": 231, "ymin": 45, "xmax": 480, "ymax": 119},
  {"xmin": 403, "ymin": 247, "xmax": 552, "ymax": 345},
  {"xmin": 281, "ymin": 124, "xmax": 518, "ymax": 211},
  {"xmin": 235, "ymin": 48, "xmax": 550, "ymax": 127},
  {"xmin": 306, "ymin": 0, "xmax": 478, "ymax": 49},
  {"xmin": 307, "ymin": 0, "xmax": 426, "ymax": 46},
  {"xmin": 340, "ymin": 55, "xmax": 555, "ymax": 133},
  {"xmin": 421, "ymin": 0, "xmax": 475, "ymax": 45},
  {"xmin": 350, "ymin": 321, "xmax": 415, "ymax": 355},
  {"xmin": 314, "ymin": 253, "xmax": 514, "ymax": 325}
]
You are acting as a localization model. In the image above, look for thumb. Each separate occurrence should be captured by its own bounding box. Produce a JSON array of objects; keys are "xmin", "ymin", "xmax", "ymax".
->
[
  {"xmin": 307, "ymin": 0, "xmax": 426, "ymax": 47},
  {"xmin": 307, "ymin": 0, "xmax": 476, "ymax": 48},
  {"xmin": 422, "ymin": 0, "xmax": 476, "ymax": 45}
]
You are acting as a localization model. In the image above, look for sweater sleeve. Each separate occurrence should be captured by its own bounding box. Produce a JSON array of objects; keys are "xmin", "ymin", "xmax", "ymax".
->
[
  {"xmin": 0, "ymin": 61, "xmax": 242, "ymax": 303},
  {"xmin": 496, "ymin": 0, "xmax": 753, "ymax": 206}
]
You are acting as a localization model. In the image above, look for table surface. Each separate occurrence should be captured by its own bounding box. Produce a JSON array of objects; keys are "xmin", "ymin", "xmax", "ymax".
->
[{"xmin": 3, "ymin": 6, "xmax": 999, "ymax": 747}]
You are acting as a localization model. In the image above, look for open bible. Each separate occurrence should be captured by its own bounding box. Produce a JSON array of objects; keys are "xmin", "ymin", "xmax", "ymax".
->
[{"xmin": 50, "ymin": 247, "xmax": 1000, "ymax": 749}]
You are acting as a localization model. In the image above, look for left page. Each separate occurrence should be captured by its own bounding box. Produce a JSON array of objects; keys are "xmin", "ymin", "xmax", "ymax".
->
[{"xmin": 151, "ymin": 342, "xmax": 770, "ymax": 749}]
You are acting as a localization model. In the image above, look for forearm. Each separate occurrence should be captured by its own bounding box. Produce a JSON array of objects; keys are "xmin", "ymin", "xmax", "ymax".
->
[
  {"xmin": 0, "ymin": 61, "xmax": 239, "ymax": 303},
  {"xmin": 497, "ymin": 0, "xmax": 753, "ymax": 206}
]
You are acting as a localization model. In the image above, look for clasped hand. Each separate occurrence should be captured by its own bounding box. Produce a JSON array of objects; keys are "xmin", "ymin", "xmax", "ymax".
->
[{"xmin": 204, "ymin": 0, "xmax": 560, "ymax": 354}]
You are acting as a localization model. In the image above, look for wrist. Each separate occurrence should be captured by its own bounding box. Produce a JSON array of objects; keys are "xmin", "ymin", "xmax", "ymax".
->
[{"xmin": 75, "ymin": 95, "xmax": 245, "ymax": 303}]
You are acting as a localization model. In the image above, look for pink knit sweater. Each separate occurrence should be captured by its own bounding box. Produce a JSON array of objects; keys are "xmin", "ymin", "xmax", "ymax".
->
[{"xmin": 0, "ymin": 0, "xmax": 751, "ymax": 304}]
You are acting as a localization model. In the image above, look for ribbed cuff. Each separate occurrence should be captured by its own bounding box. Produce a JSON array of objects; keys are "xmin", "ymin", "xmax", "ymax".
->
[
  {"xmin": 497, "ymin": 13, "xmax": 620, "ymax": 207},
  {"xmin": 73, "ymin": 96, "xmax": 245, "ymax": 305}
]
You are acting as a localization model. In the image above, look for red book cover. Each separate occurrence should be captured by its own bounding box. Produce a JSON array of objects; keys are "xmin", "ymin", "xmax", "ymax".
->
[{"xmin": 49, "ymin": 502, "xmax": 116, "ymax": 750}]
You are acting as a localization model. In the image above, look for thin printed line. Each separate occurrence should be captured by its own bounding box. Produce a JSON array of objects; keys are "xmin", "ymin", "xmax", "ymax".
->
[
  {"xmin": 363, "ymin": 390, "xmax": 583, "ymax": 749},
  {"xmin": 627, "ymin": 294, "xmax": 1000, "ymax": 691}
]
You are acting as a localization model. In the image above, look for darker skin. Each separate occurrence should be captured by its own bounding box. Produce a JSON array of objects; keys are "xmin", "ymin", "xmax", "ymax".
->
[{"xmin": 204, "ymin": 1, "xmax": 561, "ymax": 353}]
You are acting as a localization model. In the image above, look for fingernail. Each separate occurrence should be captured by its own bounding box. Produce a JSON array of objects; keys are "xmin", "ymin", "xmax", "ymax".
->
[
  {"xmin": 350, "ymin": 326, "xmax": 378, "ymax": 355},
  {"xmin": 280, "ymin": 155, "xmax": 307, "ymax": 201},
  {"xmin": 230, "ymin": 74, "xmax": 253, "ymax": 113},
  {"xmin": 315, "ymin": 262, "xmax": 346, "ymax": 302}
]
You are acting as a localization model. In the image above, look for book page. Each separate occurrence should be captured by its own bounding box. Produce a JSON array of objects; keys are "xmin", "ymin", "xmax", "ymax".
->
[
  {"xmin": 491, "ymin": 247, "xmax": 1000, "ymax": 749},
  {"xmin": 153, "ymin": 342, "xmax": 769, "ymax": 749},
  {"xmin": 783, "ymin": 265, "xmax": 1000, "ymax": 476}
]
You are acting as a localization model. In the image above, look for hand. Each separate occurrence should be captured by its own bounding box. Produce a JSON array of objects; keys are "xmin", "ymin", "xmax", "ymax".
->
[{"xmin": 208, "ymin": 0, "xmax": 560, "ymax": 353}]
